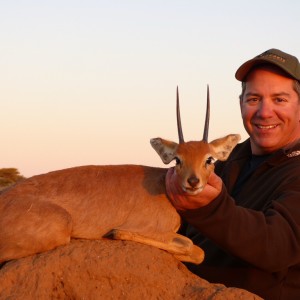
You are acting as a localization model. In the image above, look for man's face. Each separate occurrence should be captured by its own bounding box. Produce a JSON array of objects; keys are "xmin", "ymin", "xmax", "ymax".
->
[{"xmin": 240, "ymin": 67, "xmax": 300, "ymax": 155}]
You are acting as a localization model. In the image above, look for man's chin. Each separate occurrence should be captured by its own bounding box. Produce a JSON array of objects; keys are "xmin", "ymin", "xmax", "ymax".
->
[{"xmin": 250, "ymin": 138, "xmax": 279, "ymax": 154}]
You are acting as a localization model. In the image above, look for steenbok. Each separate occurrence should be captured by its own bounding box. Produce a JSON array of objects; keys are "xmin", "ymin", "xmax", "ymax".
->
[{"xmin": 0, "ymin": 86, "xmax": 240, "ymax": 265}]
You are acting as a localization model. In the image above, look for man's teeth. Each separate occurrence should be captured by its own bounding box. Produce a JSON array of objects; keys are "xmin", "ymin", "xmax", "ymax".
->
[{"xmin": 257, "ymin": 125, "xmax": 277, "ymax": 129}]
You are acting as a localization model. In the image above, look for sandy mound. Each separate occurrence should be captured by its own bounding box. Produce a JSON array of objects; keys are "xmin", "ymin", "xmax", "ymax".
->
[{"xmin": 0, "ymin": 239, "xmax": 261, "ymax": 299}]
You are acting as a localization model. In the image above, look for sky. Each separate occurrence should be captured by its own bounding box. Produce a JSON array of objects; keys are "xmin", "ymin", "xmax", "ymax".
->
[{"xmin": 1, "ymin": 0, "xmax": 300, "ymax": 177}]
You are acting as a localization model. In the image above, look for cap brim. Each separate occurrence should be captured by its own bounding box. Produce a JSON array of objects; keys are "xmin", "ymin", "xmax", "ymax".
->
[{"xmin": 235, "ymin": 59, "xmax": 261, "ymax": 81}]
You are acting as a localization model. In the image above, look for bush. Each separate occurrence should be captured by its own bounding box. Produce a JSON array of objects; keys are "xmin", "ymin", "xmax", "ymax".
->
[{"xmin": 0, "ymin": 168, "xmax": 25, "ymax": 191}]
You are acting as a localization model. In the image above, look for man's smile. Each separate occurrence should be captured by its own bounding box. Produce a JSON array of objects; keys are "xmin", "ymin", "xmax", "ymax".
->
[{"xmin": 255, "ymin": 124, "xmax": 279, "ymax": 130}]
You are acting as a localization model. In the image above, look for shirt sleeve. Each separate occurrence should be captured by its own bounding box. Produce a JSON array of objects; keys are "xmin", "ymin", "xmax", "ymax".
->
[{"xmin": 180, "ymin": 183, "xmax": 300, "ymax": 272}]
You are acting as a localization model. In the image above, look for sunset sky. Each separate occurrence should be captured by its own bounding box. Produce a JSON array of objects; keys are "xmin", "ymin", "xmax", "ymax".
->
[{"xmin": 1, "ymin": 1, "xmax": 300, "ymax": 177}]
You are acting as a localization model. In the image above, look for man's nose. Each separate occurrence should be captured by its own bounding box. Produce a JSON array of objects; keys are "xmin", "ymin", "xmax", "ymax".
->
[{"xmin": 256, "ymin": 100, "xmax": 273, "ymax": 118}]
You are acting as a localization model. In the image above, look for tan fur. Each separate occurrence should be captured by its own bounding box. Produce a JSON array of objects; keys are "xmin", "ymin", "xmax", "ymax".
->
[
  {"xmin": 0, "ymin": 134, "xmax": 240, "ymax": 265},
  {"xmin": 151, "ymin": 134, "xmax": 241, "ymax": 194}
]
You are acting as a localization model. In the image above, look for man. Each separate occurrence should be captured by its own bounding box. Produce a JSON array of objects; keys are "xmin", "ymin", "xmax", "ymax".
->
[{"xmin": 166, "ymin": 48, "xmax": 300, "ymax": 299}]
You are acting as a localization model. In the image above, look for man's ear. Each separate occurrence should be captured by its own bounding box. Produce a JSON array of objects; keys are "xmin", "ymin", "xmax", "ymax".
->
[
  {"xmin": 150, "ymin": 138, "xmax": 178, "ymax": 164},
  {"xmin": 209, "ymin": 134, "xmax": 241, "ymax": 161}
]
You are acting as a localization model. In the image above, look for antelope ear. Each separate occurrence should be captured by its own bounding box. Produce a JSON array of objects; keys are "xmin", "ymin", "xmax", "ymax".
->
[
  {"xmin": 150, "ymin": 138, "xmax": 178, "ymax": 164},
  {"xmin": 209, "ymin": 134, "xmax": 241, "ymax": 161}
]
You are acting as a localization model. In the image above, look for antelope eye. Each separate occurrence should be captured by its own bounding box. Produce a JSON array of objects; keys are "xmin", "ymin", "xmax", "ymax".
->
[
  {"xmin": 175, "ymin": 157, "xmax": 181, "ymax": 166},
  {"xmin": 206, "ymin": 156, "xmax": 215, "ymax": 165}
]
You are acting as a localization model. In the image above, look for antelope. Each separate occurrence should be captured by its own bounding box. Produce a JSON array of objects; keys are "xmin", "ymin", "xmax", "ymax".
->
[{"xmin": 0, "ymin": 87, "xmax": 240, "ymax": 265}]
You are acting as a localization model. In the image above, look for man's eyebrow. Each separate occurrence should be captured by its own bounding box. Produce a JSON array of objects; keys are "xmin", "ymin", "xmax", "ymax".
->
[
  {"xmin": 244, "ymin": 92, "xmax": 260, "ymax": 98},
  {"xmin": 271, "ymin": 92, "xmax": 290, "ymax": 97}
]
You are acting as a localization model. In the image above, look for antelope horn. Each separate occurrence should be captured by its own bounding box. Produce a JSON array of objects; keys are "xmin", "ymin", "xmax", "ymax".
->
[
  {"xmin": 202, "ymin": 85, "xmax": 210, "ymax": 142},
  {"xmin": 176, "ymin": 86, "xmax": 184, "ymax": 144}
]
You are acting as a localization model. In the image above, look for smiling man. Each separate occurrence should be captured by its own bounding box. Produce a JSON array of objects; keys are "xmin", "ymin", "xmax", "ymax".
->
[
  {"xmin": 166, "ymin": 49, "xmax": 300, "ymax": 299},
  {"xmin": 239, "ymin": 61, "xmax": 300, "ymax": 155}
]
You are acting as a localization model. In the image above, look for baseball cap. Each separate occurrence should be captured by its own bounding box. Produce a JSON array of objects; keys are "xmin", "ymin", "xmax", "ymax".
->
[{"xmin": 235, "ymin": 48, "xmax": 300, "ymax": 81}]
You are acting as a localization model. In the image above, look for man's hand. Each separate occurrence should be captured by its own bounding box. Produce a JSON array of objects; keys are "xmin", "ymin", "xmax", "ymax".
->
[{"xmin": 166, "ymin": 167, "xmax": 222, "ymax": 211}]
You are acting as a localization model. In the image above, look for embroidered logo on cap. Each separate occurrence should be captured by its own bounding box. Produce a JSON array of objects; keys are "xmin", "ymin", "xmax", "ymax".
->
[{"xmin": 258, "ymin": 52, "xmax": 286, "ymax": 63}]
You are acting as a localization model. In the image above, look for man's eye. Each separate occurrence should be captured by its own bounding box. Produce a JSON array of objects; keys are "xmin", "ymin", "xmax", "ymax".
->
[
  {"xmin": 247, "ymin": 98, "xmax": 259, "ymax": 103},
  {"xmin": 275, "ymin": 97, "xmax": 287, "ymax": 103}
]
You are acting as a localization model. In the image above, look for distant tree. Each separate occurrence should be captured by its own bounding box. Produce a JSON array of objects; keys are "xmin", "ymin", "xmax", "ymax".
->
[{"xmin": 0, "ymin": 168, "xmax": 25, "ymax": 191}]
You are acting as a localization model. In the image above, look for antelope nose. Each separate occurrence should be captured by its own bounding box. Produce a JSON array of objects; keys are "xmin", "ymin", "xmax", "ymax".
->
[{"xmin": 188, "ymin": 176, "xmax": 199, "ymax": 188}]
